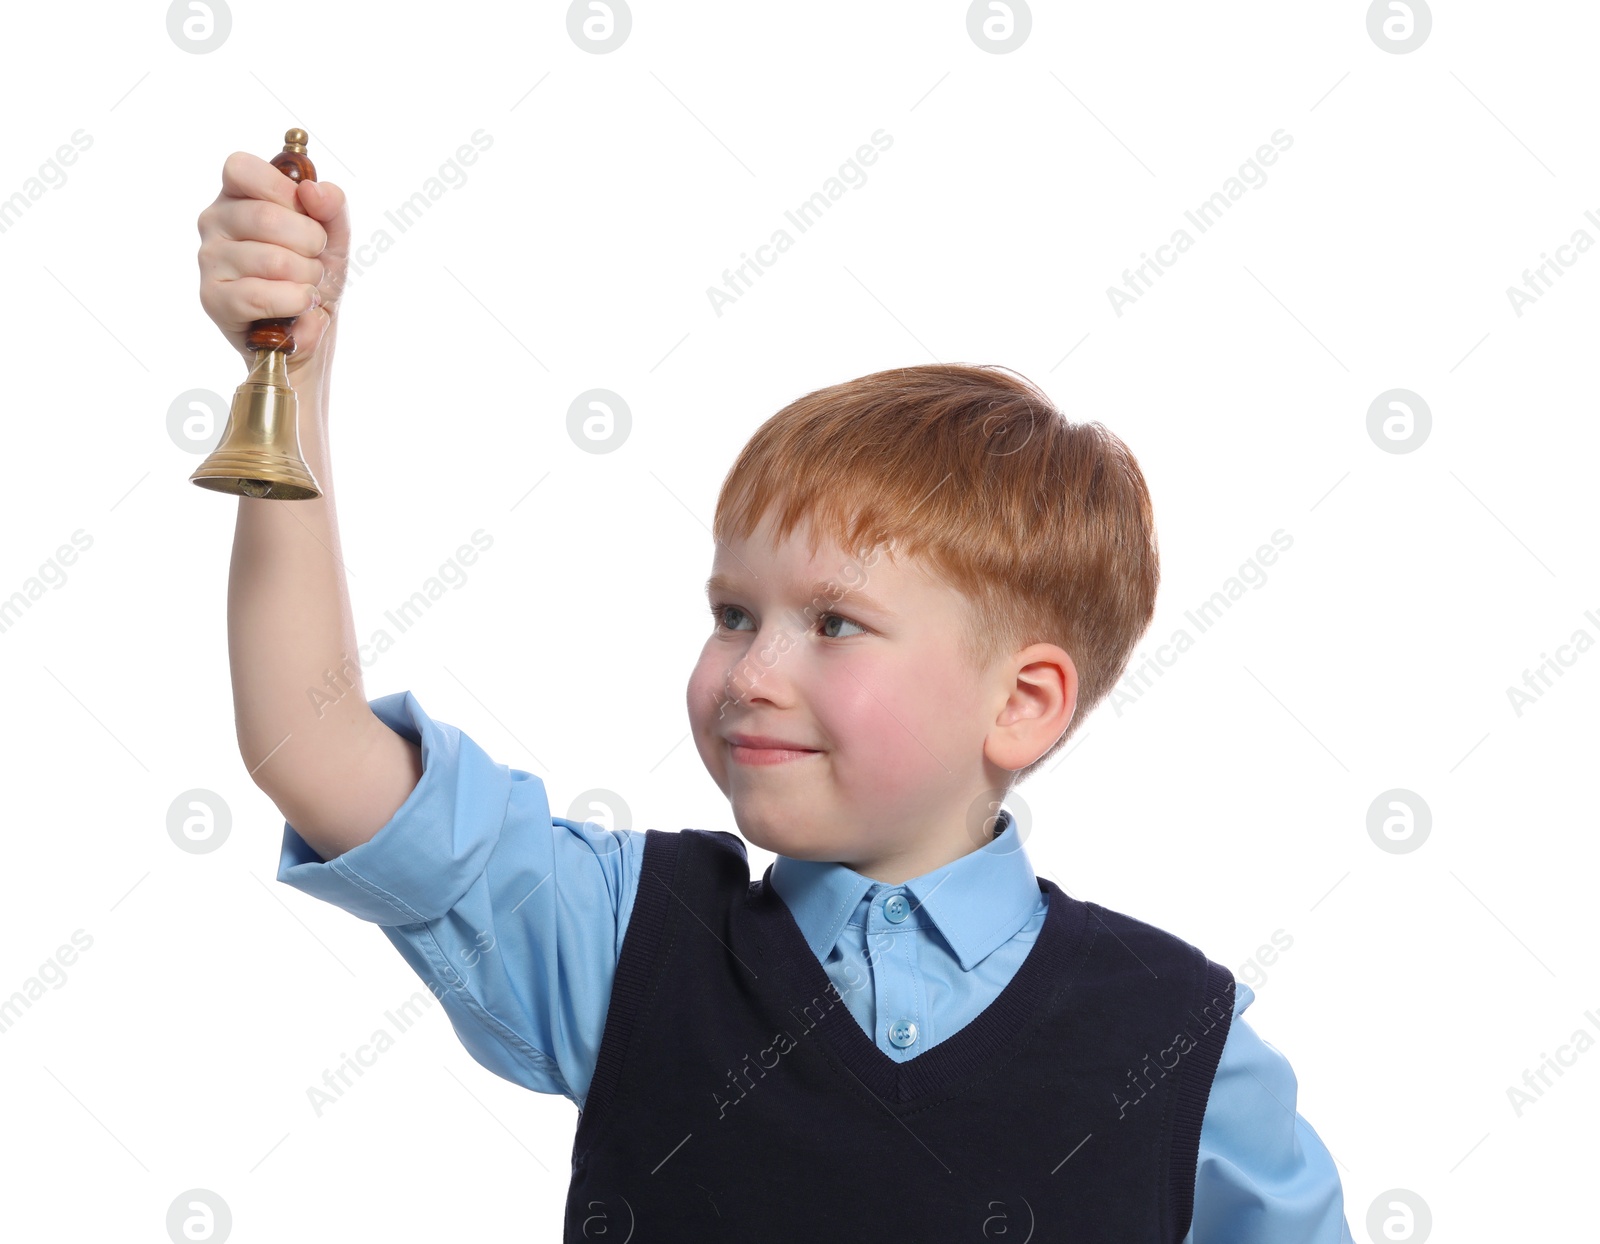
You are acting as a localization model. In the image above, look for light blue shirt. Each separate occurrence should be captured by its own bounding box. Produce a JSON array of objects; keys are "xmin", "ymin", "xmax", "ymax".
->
[{"xmin": 278, "ymin": 691, "xmax": 1354, "ymax": 1243}]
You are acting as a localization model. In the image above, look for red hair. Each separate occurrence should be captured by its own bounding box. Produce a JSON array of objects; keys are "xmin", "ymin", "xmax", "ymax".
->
[{"xmin": 711, "ymin": 363, "xmax": 1160, "ymax": 783}]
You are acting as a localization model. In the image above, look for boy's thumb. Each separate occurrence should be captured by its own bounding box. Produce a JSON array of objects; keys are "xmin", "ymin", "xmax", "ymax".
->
[{"xmin": 298, "ymin": 179, "xmax": 350, "ymax": 259}]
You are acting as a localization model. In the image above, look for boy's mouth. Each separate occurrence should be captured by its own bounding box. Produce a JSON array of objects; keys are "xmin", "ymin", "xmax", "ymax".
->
[{"xmin": 726, "ymin": 733, "xmax": 822, "ymax": 766}]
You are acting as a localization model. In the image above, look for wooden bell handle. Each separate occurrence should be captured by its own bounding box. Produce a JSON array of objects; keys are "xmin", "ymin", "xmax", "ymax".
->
[{"xmin": 245, "ymin": 128, "xmax": 318, "ymax": 356}]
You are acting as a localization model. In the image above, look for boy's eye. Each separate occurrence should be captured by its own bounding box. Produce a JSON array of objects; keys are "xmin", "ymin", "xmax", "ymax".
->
[{"xmin": 708, "ymin": 602, "xmax": 867, "ymax": 639}]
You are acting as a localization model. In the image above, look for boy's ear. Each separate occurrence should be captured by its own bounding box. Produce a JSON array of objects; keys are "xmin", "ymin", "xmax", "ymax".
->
[{"xmin": 988, "ymin": 643, "xmax": 1077, "ymax": 770}]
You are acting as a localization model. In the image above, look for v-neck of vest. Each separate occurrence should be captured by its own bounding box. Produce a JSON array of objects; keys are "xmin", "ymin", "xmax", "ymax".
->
[{"xmin": 747, "ymin": 867, "xmax": 1089, "ymax": 1105}]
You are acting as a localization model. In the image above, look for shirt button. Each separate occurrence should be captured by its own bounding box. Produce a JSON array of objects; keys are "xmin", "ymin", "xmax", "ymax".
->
[
  {"xmin": 883, "ymin": 893, "xmax": 910, "ymax": 923},
  {"xmin": 889, "ymin": 1020, "xmax": 919, "ymax": 1049}
]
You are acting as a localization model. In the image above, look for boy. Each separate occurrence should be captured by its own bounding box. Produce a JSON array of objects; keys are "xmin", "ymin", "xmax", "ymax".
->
[{"xmin": 199, "ymin": 154, "xmax": 1354, "ymax": 1241}]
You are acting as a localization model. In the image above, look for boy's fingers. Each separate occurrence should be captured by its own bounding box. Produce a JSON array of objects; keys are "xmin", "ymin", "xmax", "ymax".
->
[
  {"xmin": 224, "ymin": 275, "xmax": 324, "ymax": 325},
  {"xmin": 218, "ymin": 150, "xmax": 300, "ymax": 211},
  {"xmin": 210, "ymin": 196, "xmax": 327, "ymax": 257},
  {"xmin": 204, "ymin": 238, "xmax": 324, "ymax": 287},
  {"xmin": 206, "ymin": 152, "xmax": 328, "ymax": 258}
]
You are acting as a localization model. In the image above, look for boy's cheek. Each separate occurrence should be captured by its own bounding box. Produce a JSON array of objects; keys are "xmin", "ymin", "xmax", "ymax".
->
[
  {"xmin": 685, "ymin": 666, "xmax": 723, "ymax": 750},
  {"xmin": 814, "ymin": 666, "xmax": 952, "ymax": 791},
  {"xmin": 833, "ymin": 655, "xmax": 972, "ymax": 750}
]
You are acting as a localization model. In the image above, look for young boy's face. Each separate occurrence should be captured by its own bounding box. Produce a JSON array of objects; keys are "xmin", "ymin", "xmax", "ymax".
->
[{"xmin": 686, "ymin": 511, "xmax": 1068, "ymax": 882}]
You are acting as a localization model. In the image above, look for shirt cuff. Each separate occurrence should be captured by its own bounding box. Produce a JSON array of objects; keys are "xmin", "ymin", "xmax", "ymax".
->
[{"xmin": 275, "ymin": 690, "xmax": 513, "ymax": 925}]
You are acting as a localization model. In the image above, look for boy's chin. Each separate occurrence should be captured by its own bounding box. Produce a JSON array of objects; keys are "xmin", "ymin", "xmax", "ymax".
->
[{"xmin": 732, "ymin": 808, "xmax": 836, "ymax": 861}]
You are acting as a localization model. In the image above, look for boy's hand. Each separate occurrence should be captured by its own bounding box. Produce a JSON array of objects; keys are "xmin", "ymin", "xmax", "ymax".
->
[{"xmin": 196, "ymin": 151, "xmax": 349, "ymax": 375}]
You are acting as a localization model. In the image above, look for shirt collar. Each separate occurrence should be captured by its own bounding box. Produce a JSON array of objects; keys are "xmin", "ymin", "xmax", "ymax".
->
[{"xmin": 767, "ymin": 809, "xmax": 1041, "ymax": 972}]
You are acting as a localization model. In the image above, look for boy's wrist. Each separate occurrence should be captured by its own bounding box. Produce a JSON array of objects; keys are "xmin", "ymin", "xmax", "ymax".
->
[{"xmin": 286, "ymin": 344, "xmax": 335, "ymax": 394}]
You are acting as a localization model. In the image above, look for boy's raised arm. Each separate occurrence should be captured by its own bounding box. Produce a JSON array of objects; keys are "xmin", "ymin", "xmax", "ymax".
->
[{"xmin": 198, "ymin": 151, "xmax": 420, "ymax": 862}]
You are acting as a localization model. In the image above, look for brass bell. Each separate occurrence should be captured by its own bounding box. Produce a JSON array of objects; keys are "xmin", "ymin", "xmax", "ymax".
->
[{"xmin": 190, "ymin": 128, "xmax": 324, "ymax": 501}]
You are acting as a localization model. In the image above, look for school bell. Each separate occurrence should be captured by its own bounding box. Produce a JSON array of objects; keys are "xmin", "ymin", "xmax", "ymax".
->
[{"xmin": 189, "ymin": 128, "xmax": 324, "ymax": 500}]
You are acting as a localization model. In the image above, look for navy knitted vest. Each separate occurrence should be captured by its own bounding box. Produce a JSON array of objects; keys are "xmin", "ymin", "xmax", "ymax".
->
[{"xmin": 564, "ymin": 828, "xmax": 1235, "ymax": 1242}]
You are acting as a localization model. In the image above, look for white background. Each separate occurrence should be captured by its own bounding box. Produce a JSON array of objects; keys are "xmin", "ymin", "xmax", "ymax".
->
[{"xmin": 0, "ymin": 0, "xmax": 1594, "ymax": 1239}]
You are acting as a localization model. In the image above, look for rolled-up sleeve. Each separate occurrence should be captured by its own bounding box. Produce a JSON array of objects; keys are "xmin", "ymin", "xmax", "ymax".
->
[
  {"xmin": 276, "ymin": 689, "xmax": 646, "ymax": 1109},
  {"xmin": 1184, "ymin": 982, "xmax": 1355, "ymax": 1243}
]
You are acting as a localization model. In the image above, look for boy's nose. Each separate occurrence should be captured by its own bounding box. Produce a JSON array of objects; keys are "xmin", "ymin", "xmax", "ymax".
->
[{"xmin": 723, "ymin": 644, "xmax": 798, "ymax": 708}]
